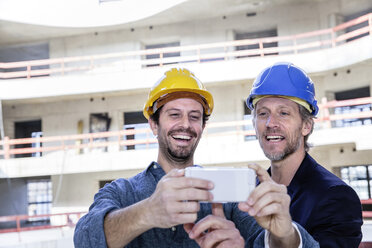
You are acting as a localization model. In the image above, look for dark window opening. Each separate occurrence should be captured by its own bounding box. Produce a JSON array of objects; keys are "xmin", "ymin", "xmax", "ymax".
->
[
  {"xmin": 123, "ymin": 111, "xmax": 157, "ymax": 150},
  {"xmin": 235, "ymin": 29, "xmax": 278, "ymax": 58},
  {"xmin": 333, "ymin": 86, "xmax": 372, "ymax": 127},
  {"xmin": 14, "ymin": 120, "xmax": 42, "ymax": 158},
  {"xmin": 344, "ymin": 9, "xmax": 372, "ymax": 42},
  {"xmin": 89, "ymin": 113, "xmax": 111, "ymax": 152},
  {"xmin": 99, "ymin": 180, "xmax": 114, "ymax": 189},
  {"xmin": 0, "ymin": 43, "xmax": 49, "ymax": 79},
  {"xmin": 27, "ymin": 178, "xmax": 52, "ymax": 223},
  {"xmin": 341, "ymin": 165, "xmax": 372, "ymax": 200},
  {"xmin": 145, "ymin": 42, "xmax": 180, "ymax": 67}
]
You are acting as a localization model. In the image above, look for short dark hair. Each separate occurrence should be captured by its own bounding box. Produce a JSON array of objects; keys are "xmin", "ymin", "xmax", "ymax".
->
[{"xmin": 150, "ymin": 105, "xmax": 209, "ymax": 126}]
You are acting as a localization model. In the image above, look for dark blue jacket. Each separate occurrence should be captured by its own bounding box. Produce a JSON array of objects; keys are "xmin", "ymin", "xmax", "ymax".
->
[{"xmin": 275, "ymin": 153, "xmax": 363, "ymax": 247}]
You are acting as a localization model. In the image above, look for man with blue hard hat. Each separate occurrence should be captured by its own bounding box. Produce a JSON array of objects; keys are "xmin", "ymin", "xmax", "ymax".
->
[{"xmin": 247, "ymin": 62, "xmax": 363, "ymax": 247}]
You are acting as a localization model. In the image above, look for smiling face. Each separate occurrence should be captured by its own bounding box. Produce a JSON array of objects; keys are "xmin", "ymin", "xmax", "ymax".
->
[
  {"xmin": 149, "ymin": 97, "xmax": 204, "ymax": 169},
  {"xmin": 253, "ymin": 97, "xmax": 311, "ymax": 162}
]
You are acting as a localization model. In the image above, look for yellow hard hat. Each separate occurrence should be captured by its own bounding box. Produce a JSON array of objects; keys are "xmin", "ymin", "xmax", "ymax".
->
[{"xmin": 143, "ymin": 68, "xmax": 214, "ymax": 119}]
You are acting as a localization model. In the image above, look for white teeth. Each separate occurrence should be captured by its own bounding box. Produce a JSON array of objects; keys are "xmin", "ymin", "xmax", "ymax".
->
[
  {"xmin": 172, "ymin": 135, "xmax": 191, "ymax": 140},
  {"xmin": 266, "ymin": 135, "xmax": 283, "ymax": 140}
]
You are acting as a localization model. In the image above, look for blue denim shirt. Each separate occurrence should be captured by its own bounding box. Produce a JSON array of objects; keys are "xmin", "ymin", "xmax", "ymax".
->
[{"xmin": 74, "ymin": 162, "xmax": 319, "ymax": 248}]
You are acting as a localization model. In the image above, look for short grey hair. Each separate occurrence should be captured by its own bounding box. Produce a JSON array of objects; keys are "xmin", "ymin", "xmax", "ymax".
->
[{"xmin": 298, "ymin": 104, "xmax": 315, "ymax": 152}]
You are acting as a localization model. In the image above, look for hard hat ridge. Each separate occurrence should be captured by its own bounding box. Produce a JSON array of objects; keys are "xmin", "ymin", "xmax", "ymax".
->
[
  {"xmin": 143, "ymin": 68, "xmax": 214, "ymax": 119},
  {"xmin": 246, "ymin": 62, "xmax": 319, "ymax": 116}
]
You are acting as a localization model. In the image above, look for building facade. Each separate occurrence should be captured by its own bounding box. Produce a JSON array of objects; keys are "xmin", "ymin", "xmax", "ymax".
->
[{"xmin": 0, "ymin": 0, "xmax": 371, "ymax": 244}]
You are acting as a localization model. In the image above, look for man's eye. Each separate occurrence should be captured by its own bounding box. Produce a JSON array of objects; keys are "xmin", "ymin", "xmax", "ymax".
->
[
  {"xmin": 190, "ymin": 115, "xmax": 201, "ymax": 120},
  {"xmin": 170, "ymin": 113, "xmax": 180, "ymax": 117},
  {"xmin": 281, "ymin": 111, "xmax": 289, "ymax": 116}
]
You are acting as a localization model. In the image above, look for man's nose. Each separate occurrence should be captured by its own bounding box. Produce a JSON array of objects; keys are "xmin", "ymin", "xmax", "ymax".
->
[
  {"xmin": 265, "ymin": 115, "xmax": 279, "ymax": 128},
  {"xmin": 179, "ymin": 115, "xmax": 191, "ymax": 128}
]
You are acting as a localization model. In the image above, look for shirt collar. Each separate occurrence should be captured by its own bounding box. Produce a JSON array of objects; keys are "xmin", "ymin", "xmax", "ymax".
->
[
  {"xmin": 145, "ymin": 162, "xmax": 202, "ymax": 182},
  {"xmin": 266, "ymin": 153, "xmax": 312, "ymax": 196},
  {"xmin": 287, "ymin": 153, "xmax": 312, "ymax": 195},
  {"xmin": 146, "ymin": 161, "xmax": 166, "ymax": 182}
]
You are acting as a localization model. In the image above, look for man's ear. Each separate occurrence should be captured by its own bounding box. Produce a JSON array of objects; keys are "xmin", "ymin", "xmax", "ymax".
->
[
  {"xmin": 149, "ymin": 118, "xmax": 158, "ymax": 136},
  {"xmin": 302, "ymin": 119, "xmax": 313, "ymax": 136}
]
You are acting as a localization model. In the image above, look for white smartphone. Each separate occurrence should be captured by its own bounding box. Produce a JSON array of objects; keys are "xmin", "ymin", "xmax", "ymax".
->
[{"xmin": 185, "ymin": 167, "xmax": 256, "ymax": 203}]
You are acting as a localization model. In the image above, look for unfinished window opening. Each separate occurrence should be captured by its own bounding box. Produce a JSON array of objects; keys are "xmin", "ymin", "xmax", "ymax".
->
[
  {"xmin": 27, "ymin": 178, "xmax": 52, "ymax": 223},
  {"xmin": 123, "ymin": 111, "xmax": 157, "ymax": 150},
  {"xmin": 145, "ymin": 41, "xmax": 180, "ymax": 67},
  {"xmin": 235, "ymin": 29, "xmax": 278, "ymax": 58},
  {"xmin": 333, "ymin": 86, "xmax": 371, "ymax": 127}
]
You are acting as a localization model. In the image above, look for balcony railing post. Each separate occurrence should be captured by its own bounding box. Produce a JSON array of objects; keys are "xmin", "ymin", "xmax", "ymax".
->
[
  {"xmin": 89, "ymin": 134, "xmax": 93, "ymax": 152},
  {"xmin": 331, "ymin": 28, "xmax": 336, "ymax": 47},
  {"xmin": 16, "ymin": 216, "xmax": 22, "ymax": 241},
  {"xmin": 118, "ymin": 131, "xmax": 122, "ymax": 151},
  {"xmin": 89, "ymin": 56, "xmax": 94, "ymax": 70},
  {"xmin": 224, "ymin": 45, "xmax": 227, "ymax": 61},
  {"xmin": 3, "ymin": 136, "xmax": 10, "ymax": 159},
  {"xmin": 159, "ymin": 53, "xmax": 163, "ymax": 67},
  {"xmin": 293, "ymin": 37, "xmax": 298, "ymax": 54},
  {"xmin": 321, "ymin": 97, "xmax": 331, "ymax": 128},
  {"xmin": 27, "ymin": 65, "xmax": 31, "ymax": 79},
  {"xmin": 259, "ymin": 41, "xmax": 264, "ymax": 57},
  {"xmin": 61, "ymin": 59, "xmax": 65, "ymax": 76}
]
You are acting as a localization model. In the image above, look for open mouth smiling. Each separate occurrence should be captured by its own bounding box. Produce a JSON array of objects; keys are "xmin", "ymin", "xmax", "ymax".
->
[
  {"xmin": 266, "ymin": 135, "xmax": 284, "ymax": 142},
  {"xmin": 172, "ymin": 134, "xmax": 192, "ymax": 141}
]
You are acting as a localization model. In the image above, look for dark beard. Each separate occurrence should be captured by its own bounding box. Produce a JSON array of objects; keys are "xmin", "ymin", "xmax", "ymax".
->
[
  {"xmin": 166, "ymin": 127, "xmax": 197, "ymax": 161},
  {"xmin": 167, "ymin": 147, "xmax": 193, "ymax": 162}
]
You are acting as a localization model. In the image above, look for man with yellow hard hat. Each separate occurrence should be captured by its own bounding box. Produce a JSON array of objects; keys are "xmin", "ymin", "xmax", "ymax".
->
[{"xmin": 74, "ymin": 68, "xmax": 319, "ymax": 248}]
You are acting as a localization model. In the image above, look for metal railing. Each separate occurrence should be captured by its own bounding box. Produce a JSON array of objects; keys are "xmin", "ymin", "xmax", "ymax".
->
[
  {"xmin": 0, "ymin": 211, "xmax": 85, "ymax": 238},
  {"xmin": 362, "ymin": 199, "xmax": 372, "ymax": 218},
  {"xmin": 0, "ymin": 198, "xmax": 371, "ymax": 236},
  {"xmin": 0, "ymin": 96, "xmax": 371, "ymax": 159},
  {"xmin": 0, "ymin": 13, "xmax": 371, "ymax": 79}
]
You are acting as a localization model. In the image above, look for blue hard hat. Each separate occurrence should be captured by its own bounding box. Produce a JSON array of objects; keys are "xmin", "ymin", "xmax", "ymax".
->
[{"xmin": 246, "ymin": 62, "xmax": 318, "ymax": 116}]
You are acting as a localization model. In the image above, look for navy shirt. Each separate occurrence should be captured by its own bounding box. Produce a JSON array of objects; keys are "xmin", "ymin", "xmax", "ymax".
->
[
  {"xmin": 74, "ymin": 162, "xmax": 319, "ymax": 248},
  {"xmin": 271, "ymin": 153, "xmax": 363, "ymax": 247}
]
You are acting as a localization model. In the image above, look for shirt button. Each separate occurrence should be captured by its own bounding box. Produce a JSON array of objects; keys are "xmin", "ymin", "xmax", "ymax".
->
[
  {"xmin": 171, "ymin": 226, "xmax": 176, "ymax": 231},
  {"xmin": 154, "ymin": 164, "xmax": 157, "ymax": 169}
]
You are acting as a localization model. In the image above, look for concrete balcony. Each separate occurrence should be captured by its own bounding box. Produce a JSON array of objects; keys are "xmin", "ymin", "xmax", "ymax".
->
[{"xmin": 0, "ymin": 13, "xmax": 371, "ymax": 102}]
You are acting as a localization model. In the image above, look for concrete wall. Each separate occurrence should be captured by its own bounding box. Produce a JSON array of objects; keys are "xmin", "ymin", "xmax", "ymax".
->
[
  {"xmin": 2, "ymin": 91, "xmax": 148, "ymax": 139},
  {"xmin": 51, "ymin": 169, "xmax": 143, "ymax": 211},
  {"xmin": 45, "ymin": 1, "xmax": 371, "ymax": 60}
]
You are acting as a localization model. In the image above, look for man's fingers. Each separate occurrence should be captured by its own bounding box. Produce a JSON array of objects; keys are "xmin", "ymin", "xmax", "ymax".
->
[
  {"xmin": 248, "ymin": 164, "xmax": 272, "ymax": 182},
  {"xmin": 189, "ymin": 215, "xmax": 234, "ymax": 239},
  {"xmin": 170, "ymin": 176, "xmax": 214, "ymax": 190},
  {"xmin": 212, "ymin": 203, "xmax": 225, "ymax": 218},
  {"xmin": 247, "ymin": 182, "xmax": 287, "ymax": 206},
  {"xmin": 249, "ymin": 192, "xmax": 289, "ymax": 217},
  {"xmin": 183, "ymin": 223, "xmax": 195, "ymax": 234},
  {"xmin": 201, "ymin": 229, "xmax": 244, "ymax": 248},
  {"xmin": 238, "ymin": 181, "xmax": 287, "ymax": 215}
]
